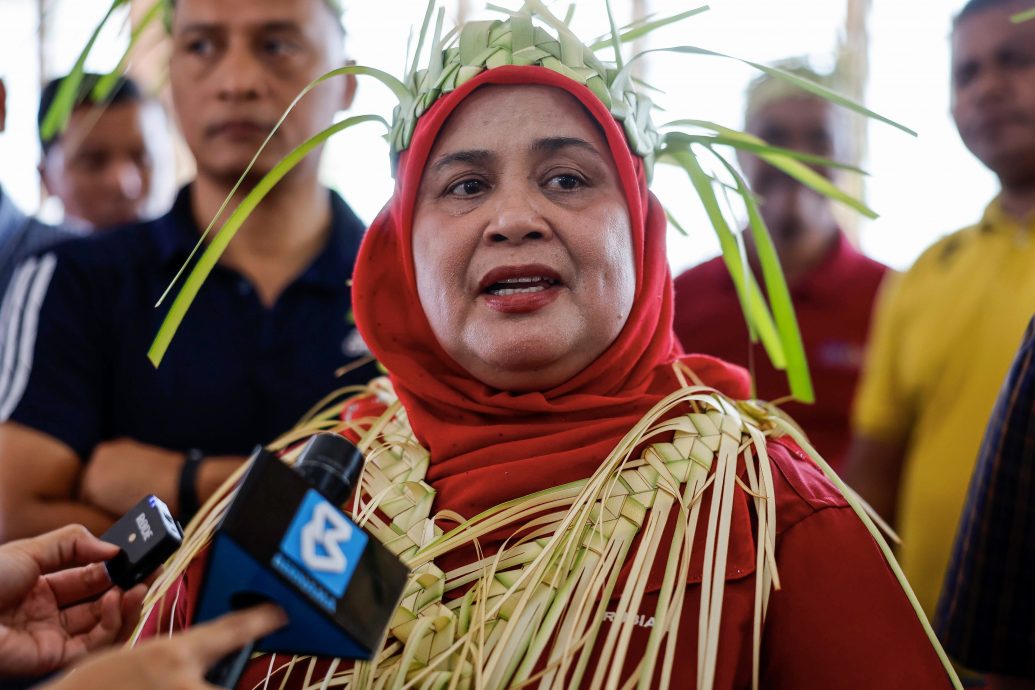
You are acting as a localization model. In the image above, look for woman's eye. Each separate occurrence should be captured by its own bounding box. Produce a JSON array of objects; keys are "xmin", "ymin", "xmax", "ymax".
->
[
  {"xmin": 546, "ymin": 174, "xmax": 585, "ymax": 191},
  {"xmin": 447, "ymin": 179, "xmax": 486, "ymax": 197}
]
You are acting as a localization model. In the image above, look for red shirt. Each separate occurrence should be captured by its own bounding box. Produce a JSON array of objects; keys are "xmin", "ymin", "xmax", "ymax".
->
[{"xmin": 673, "ymin": 233, "xmax": 888, "ymax": 471}]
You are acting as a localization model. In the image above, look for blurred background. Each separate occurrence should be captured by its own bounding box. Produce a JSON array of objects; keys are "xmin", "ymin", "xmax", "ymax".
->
[{"xmin": 0, "ymin": 0, "xmax": 998, "ymax": 272}]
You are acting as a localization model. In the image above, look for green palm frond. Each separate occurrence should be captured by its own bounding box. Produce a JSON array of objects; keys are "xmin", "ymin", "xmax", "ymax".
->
[
  {"xmin": 39, "ymin": 0, "xmax": 130, "ymax": 141},
  {"xmin": 1012, "ymin": 6, "xmax": 1035, "ymax": 22},
  {"xmin": 52, "ymin": 0, "xmax": 912, "ymax": 404},
  {"xmin": 587, "ymin": 6, "xmax": 710, "ymax": 51}
]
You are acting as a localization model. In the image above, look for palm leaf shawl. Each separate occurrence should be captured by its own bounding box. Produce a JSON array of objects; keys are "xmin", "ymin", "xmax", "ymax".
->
[{"xmin": 132, "ymin": 372, "xmax": 961, "ymax": 690}]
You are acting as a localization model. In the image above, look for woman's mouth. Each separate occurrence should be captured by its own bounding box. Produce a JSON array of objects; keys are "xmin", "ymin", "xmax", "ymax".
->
[{"xmin": 478, "ymin": 266, "xmax": 564, "ymax": 313}]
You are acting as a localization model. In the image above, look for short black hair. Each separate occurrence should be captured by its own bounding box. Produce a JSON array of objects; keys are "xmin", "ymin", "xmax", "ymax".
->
[
  {"xmin": 37, "ymin": 72, "xmax": 143, "ymax": 153},
  {"xmin": 953, "ymin": 0, "xmax": 1028, "ymax": 27}
]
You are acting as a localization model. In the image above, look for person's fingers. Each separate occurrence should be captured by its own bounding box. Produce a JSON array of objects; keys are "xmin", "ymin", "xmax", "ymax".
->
[
  {"xmin": 58, "ymin": 597, "xmax": 106, "ymax": 636},
  {"xmin": 114, "ymin": 584, "xmax": 147, "ymax": 644},
  {"xmin": 50, "ymin": 589, "xmax": 122, "ymax": 671},
  {"xmin": 17, "ymin": 525, "xmax": 119, "ymax": 575},
  {"xmin": 72, "ymin": 589, "xmax": 125, "ymax": 655},
  {"xmin": 180, "ymin": 604, "xmax": 287, "ymax": 668},
  {"xmin": 46, "ymin": 562, "xmax": 113, "ymax": 606}
]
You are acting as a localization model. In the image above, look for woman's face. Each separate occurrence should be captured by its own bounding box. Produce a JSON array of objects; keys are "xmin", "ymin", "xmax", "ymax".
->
[{"xmin": 412, "ymin": 84, "xmax": 635, "ymax": 392}]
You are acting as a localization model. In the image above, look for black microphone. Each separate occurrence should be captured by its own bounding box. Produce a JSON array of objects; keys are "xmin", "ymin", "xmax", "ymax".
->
[
  {"xmin": 196, "ymin": 433, "xmax": 409, "ymax": 687},
  {"xmin": 101, "ymin": 495, "xmax": 183, "ymax": 590},
  {"xmin": 294, "ymin": 433, "xmax": 365, "ymax": 506}
]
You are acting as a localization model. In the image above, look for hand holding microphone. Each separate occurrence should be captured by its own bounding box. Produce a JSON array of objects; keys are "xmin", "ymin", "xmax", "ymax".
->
[{"xmin": 0, "ymin": 524, "xmax": 146, "ymax": 678}]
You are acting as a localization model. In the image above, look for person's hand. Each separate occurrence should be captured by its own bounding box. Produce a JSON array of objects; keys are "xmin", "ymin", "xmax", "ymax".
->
[
  {"xmin": 80, "ymin": 438, "xmax": 181, "ymax": 517},
  {"xmin": 0, "ymin": 524, "xmax": 146, "ymax": 677},
  {"xmin": 38, "ymin": 604, "xmax": 288, "ymax": 690}
]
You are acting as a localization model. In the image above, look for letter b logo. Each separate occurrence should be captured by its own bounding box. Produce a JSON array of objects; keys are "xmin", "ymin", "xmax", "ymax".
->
[{"xmin": 281, "ymin": 490, "xmax": 368, "ymax": 598}]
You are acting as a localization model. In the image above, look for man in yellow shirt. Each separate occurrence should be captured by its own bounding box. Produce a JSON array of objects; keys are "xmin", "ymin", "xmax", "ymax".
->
[{"xmin": 845, "ymin": 0, "xmax": 1035, "ymax": 618}]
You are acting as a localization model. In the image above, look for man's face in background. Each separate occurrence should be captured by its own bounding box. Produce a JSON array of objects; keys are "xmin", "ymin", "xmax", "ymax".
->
[
  {"xmin": 951, "ymin": 1, "xmax": 1035, "ymax": 186},
  {"xmin": 168, "ymin": 0, "xmax": 355, "ymax": 186},
  {"xmin": 739, "ymin": 94, "xmax": 841, "ymax": 249},
  {"xmin": 40, "ymin": 99, "xmax": 166, "ymax": 229}
]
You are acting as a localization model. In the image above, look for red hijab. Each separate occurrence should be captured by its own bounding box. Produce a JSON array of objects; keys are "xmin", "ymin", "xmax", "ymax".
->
[{"xmin": 352, "ymin": 65, "xmax": 749, "ymax": 522}]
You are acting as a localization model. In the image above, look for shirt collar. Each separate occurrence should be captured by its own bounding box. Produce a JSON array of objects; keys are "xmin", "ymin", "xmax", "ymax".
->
[
  {"xmin": 153, "ymin": 184, "xmax": 364, "ymax": 291},
  {"xmin": 792, "ymin": 230, "xmax": 863, "ymax": 297},
  {"xmin": 152, "ymin": 186, "xmax": 202, "ymax": 266},
  {"xmin": 295, "ymin": 191, "xmax": 364, "ymax": 290},
  {"xmin": 978, "ymin": 196, "xmax": 1035, "ymax": 235}
]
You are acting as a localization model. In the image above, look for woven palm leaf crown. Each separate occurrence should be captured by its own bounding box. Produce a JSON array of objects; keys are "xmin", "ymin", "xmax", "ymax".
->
[{"xmin": 390, "ymin": 1, "xmax": 660, "ymax": 174}]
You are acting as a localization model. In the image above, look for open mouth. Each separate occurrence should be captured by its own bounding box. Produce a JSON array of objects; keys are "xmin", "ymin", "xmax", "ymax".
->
[
  {"xmin": 483, "ymin": 275, "xmax": 559, "ymax": 296},
  {"xmin": 477, "ymin": 265, "xmax": 564, "ymax": 313}
]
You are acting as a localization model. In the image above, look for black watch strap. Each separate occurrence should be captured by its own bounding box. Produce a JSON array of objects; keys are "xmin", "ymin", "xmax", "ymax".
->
[{"xmin": 178, "ymin": 448, "xmax": 204, "ymax": 520}]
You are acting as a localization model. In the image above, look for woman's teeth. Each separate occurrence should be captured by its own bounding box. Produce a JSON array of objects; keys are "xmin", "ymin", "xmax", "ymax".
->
[
  {"xmin": 494, "ymin": 285, "xmax": 547, "ymax": 295},
  {"xmin": 486, "ymin": 276, "xmax": 557, "ymax": 296}
]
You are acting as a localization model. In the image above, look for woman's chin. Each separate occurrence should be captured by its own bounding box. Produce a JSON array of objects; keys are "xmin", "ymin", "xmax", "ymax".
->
[{"xmin": 463, "ymin": 343, "xmax": 582, "ymax": 392}]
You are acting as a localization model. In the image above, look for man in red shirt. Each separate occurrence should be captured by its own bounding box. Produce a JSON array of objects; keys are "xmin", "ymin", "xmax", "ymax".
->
[{"xmin": 673, "ymin": 62, "xmax": 888, "ymax": 471}]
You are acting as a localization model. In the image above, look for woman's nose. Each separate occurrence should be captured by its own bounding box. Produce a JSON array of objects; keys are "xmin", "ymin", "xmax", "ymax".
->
[{"xmin": 483, "ymin": 184, "xmax": 553, "ymax": 244}]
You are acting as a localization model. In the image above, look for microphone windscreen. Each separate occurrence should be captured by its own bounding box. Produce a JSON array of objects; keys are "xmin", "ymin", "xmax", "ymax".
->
[{"xmin": 294, "ymin": 433, "xmax": 365, "ymax": 505}]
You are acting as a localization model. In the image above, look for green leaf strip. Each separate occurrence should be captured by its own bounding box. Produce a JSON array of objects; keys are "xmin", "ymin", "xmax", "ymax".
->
[
  {"xmin": 39, "ymin": 0, "xmax": 129, "ymax": 141},
  {"xmin": 660, "ymin": 148, "xmax": 787, "ymax": 369},
  {"xmin": 664, "ymin": 132, "xmax": 876, "ymax": 219},
  {"xmin": 147, "ymin": 114, "xmax": 387, "ymax": 367},
  {"xmin": 1011, "ymin": 7, "xmax": 1035, "ymax": 22},
  {"xmin": 603, "ymin": 0, "xmax": 625, "ymax": 71},
  {"xmin": 662, "ymin": 119, "xmax": 869, "ymax": 175},
  {"xmin": 91, "ymin": 0, "xmax": 164, "ymax": 102},
  {"xmin": 588, "ymin": 6, "xmax": 710, "ymax": 51},
  {"xmin": 618, "ymin": 46, "xmax": 917, "ymax": 137},
  {"xmin": 713, "ymin": 153, "xmax": 815, "ymax": 403}
]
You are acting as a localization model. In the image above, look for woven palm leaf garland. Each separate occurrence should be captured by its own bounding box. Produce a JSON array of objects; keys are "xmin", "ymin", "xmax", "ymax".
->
[{"xmin": 132, "ymin": 370, "xmax": 961, "ymax": 690}]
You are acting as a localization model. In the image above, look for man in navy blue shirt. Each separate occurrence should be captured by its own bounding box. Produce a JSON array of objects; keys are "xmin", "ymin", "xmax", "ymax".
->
[{"xmin": 0, "ymin": 0, "xmax": 372, "ymax": 539}]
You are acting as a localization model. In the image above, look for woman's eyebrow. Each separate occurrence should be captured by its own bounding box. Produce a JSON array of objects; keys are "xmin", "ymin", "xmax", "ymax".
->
[
  {"xmin": 430, "ymin": 149, "xmax": 495, "ymax": 172},
  {"xmin": 529, "ymin": 136, "xmax": 602, "ymax": 158}
]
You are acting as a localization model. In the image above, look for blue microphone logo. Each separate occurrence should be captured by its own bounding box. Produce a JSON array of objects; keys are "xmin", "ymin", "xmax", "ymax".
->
[{"xmin": 278, "ymin": 490, "xmax": 368, "ymax": 603}]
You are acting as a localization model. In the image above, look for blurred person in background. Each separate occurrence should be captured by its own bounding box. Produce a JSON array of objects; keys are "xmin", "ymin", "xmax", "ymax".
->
[
  {"xmin": 673, "ymin": 61, "xmax": 888, "ymax": 472},
  {"xmin": 844, "ymin": 0, "xmax": 1035, "ymax": 618},
  {"xmin": 0, "ymin": 0, "xmax": 374, "ymax": 543},
  {"xmin": 37, "ymin": 73, "xmax": 170, "ymax": 232},
  {"xmin": 0, "ymin": 78, "xmax": 75, "ymax": 299}
]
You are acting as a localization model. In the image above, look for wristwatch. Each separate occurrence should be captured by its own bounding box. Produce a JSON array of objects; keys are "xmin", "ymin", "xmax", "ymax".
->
[{"xmin": 178, "ymin": 448, "xmax": 205, "ymax": 521}]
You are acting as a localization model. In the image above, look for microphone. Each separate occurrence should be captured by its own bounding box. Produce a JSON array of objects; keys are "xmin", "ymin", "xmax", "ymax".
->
[
  {"xmin": 194, "ymin": 433, "xmax": 409, "ymax": 685},
  {"xmin": 293, "ymin": 433, "xmax": 365, "ymax": 505},
  {"xmin": 101, "ymin": 495, "xmax": 183, "ymax": 590}
]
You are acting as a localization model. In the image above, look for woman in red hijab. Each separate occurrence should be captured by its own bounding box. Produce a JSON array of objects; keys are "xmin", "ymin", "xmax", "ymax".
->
[{"xmin": 135, "ymin": 9, "xmax": 957, "ymax": 690}]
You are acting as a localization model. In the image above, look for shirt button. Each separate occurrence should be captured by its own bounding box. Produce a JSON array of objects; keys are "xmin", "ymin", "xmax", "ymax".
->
[{"xmin": 237, "ymin": 280, "xmax": 252, "ymax": 296}]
